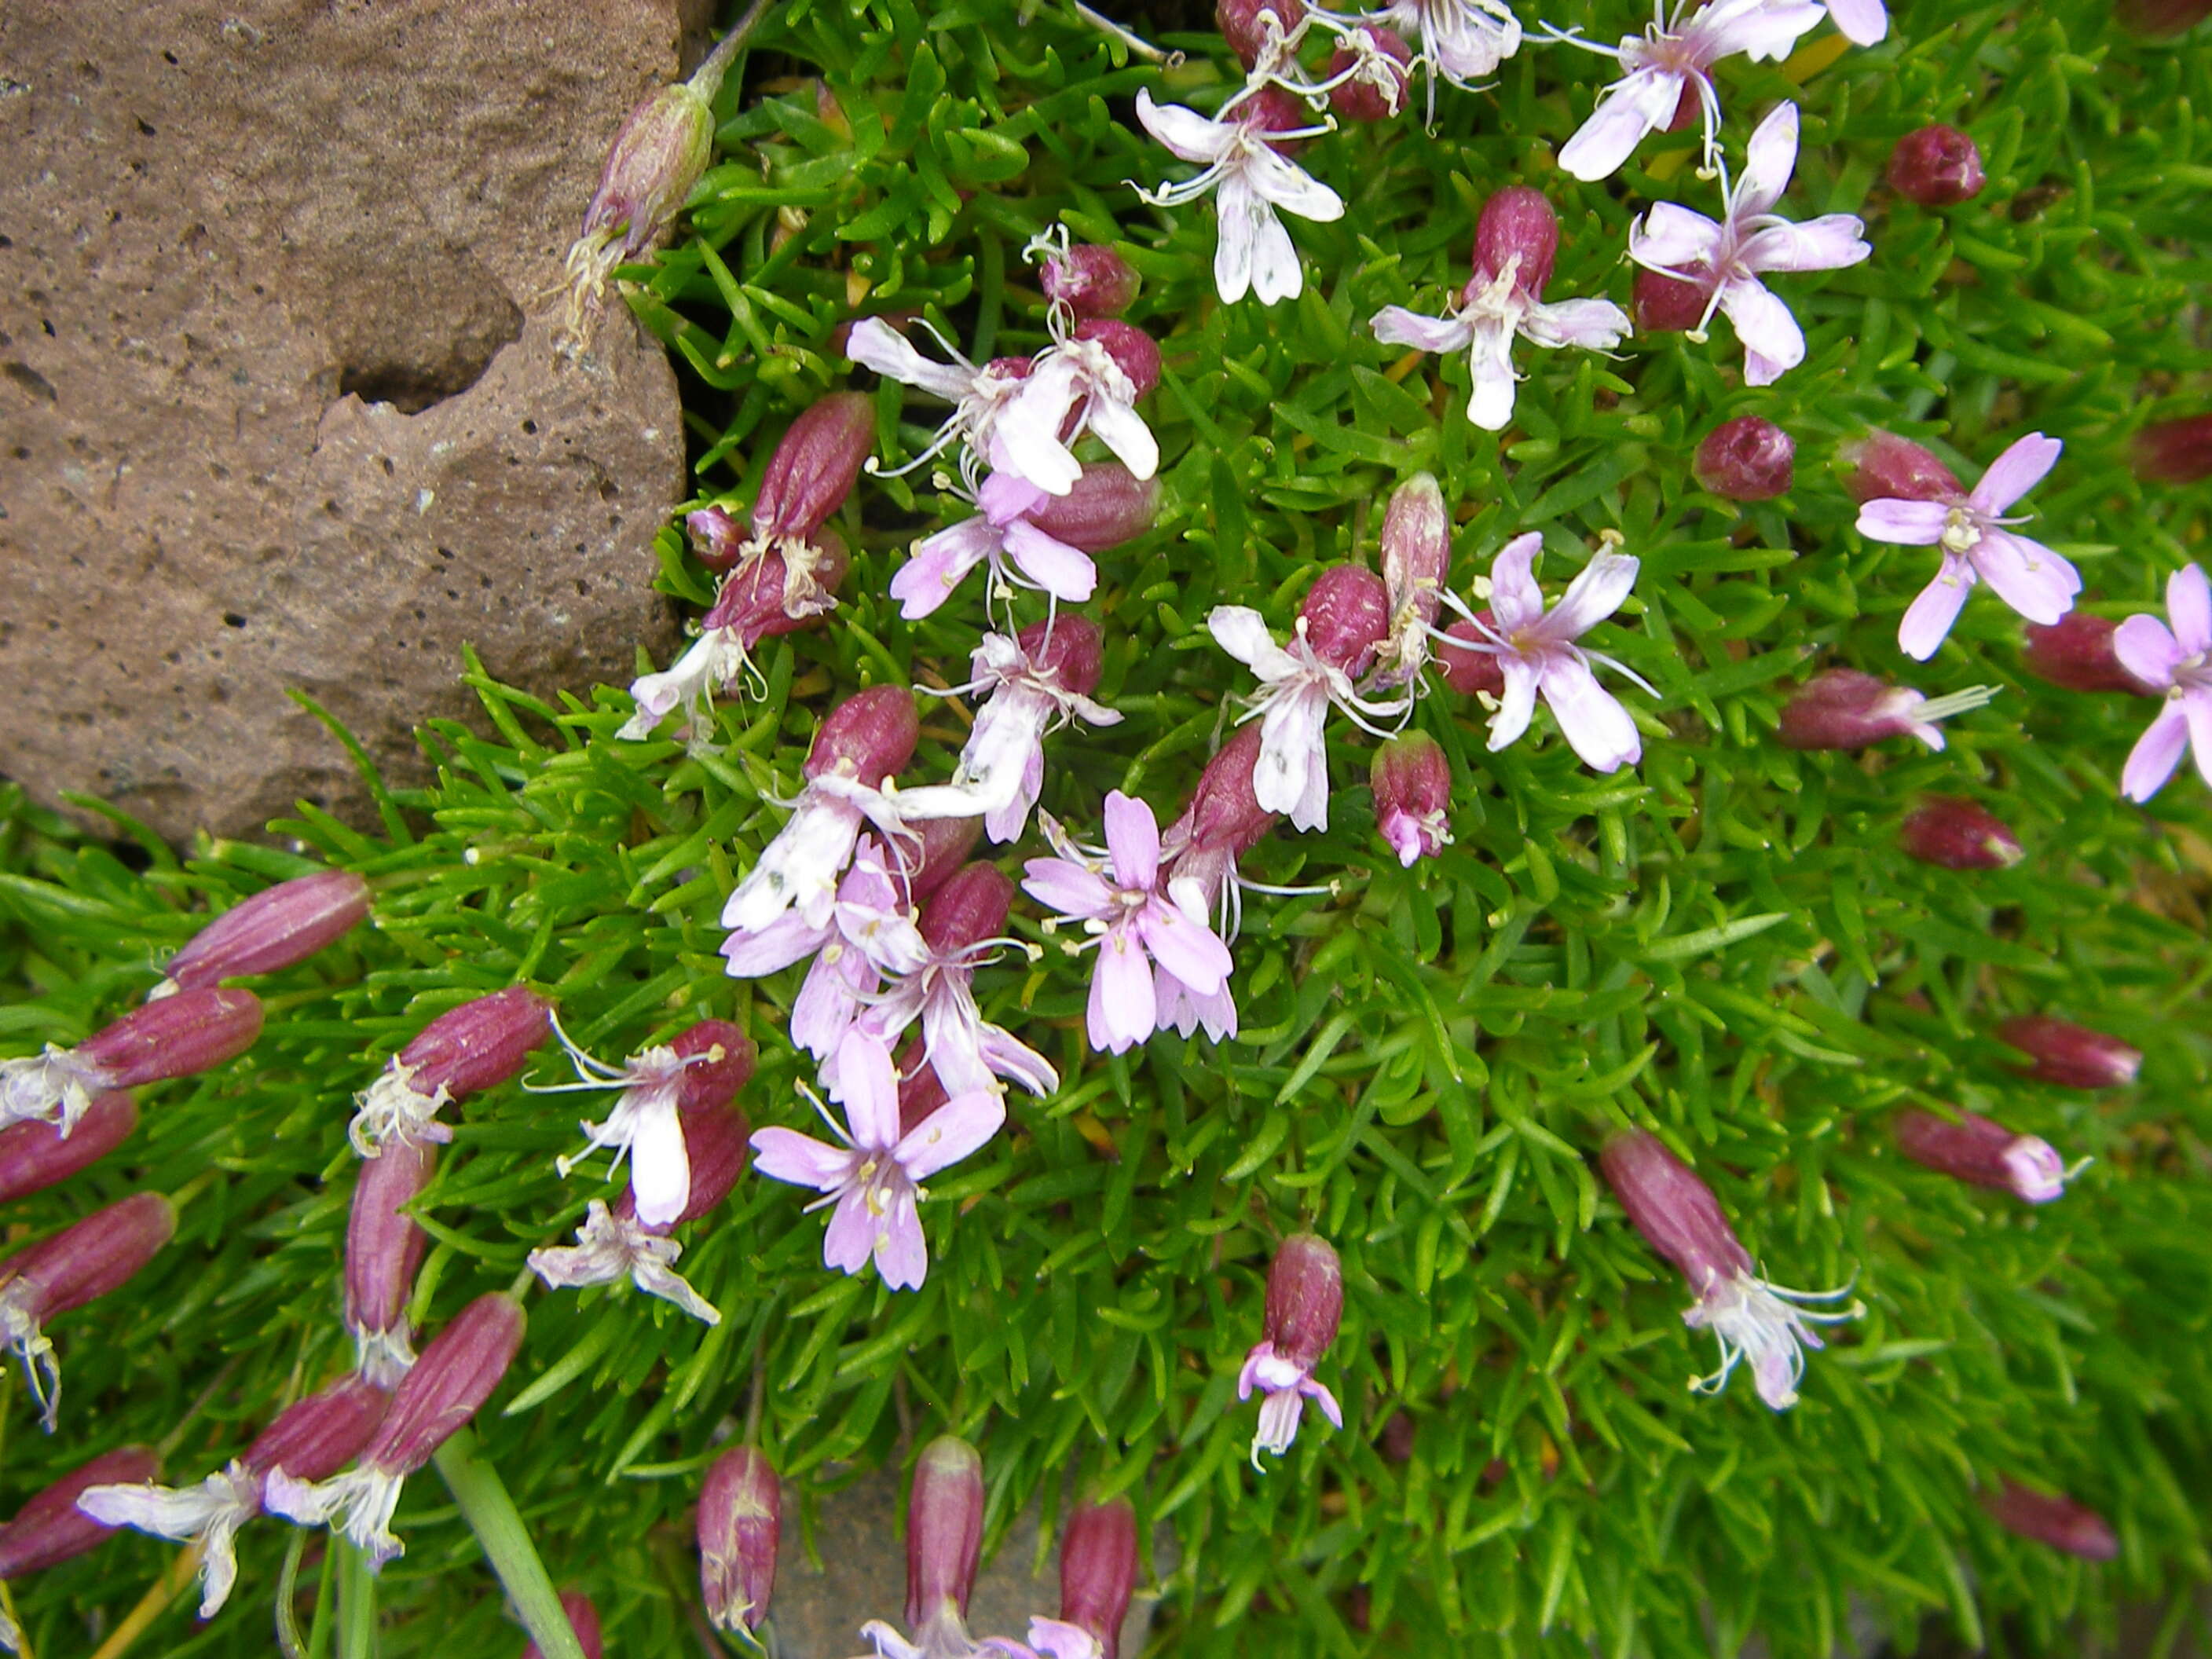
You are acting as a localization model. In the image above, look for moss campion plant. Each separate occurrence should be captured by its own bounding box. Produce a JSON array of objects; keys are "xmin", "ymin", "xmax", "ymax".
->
[{"xmin": 2, "ymin": 0, "xmax": 2210, "ymax": 1655}]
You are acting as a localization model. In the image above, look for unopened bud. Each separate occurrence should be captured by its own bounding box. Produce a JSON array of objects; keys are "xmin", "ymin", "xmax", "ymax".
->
[
  {"xmin": 0, "ymin": 1445, "xmax": 159, "ymax": 1580},
  {"xmin": 1380, "ymin": 473, "xmax": 1450, "ymax": 637},
  {"xmin": 0, "ymin": 1192, "xmax": 176, "ymax": 1429},
  {"xmin": 1694, "ymin": 416, "xmax": 1795, "ymax": 501},
  {"xmin": 1984, "ymin": 1481, "xmax": 2118, "ymax": 1559},
  {"xmin": 1597, "ymin": 1130, "xmax": 1752, "ymax": 1293},
  {"xmin": 906, "ymin": 1436, "xmax": 986, "ymax": 1628},
  {"xmin": 688, "ymin": 505, "xmax": 747, "ymax": 573},
  {"xmin": 2022, "ymin": 613, "xmax": 2158, "ymax": 695},
  {"xmin": 1060, "ymin": 1497, "xmax": 1139, "ymax": 1659},
  {"xmin": 1839, "ymin": 430, "xmax": 1965, "ymax": 504},
  {"xmin": 1996, "ymin": 1015, "xmax": 2142, "ymax": 1090},
  {"xmin": 700, "ymin": 1445, "xmax": 781, "ymax": 1633},
  {"xmin": 1899, "ymin": 798, "xmax": 2023, "ymax": 870},
  {"xmin": 1887, "ymin": 124, "xmax": 1986, "ymax": 206},
  {"xmin": 161, "ymin": 870, "xmax": 371, "ymax": 994},
  {"xmin": 1777, "ymin": 669, "xmax": 1992, "ymax": 753},
  {"xmin": 1018, "ymin": 614, "xmax": 1108, "ymax": 697},
  {"xmin": 1327, "ymin": 25, "xmax": 1413, "ymax": 122},
  {"xmin": 898, "ymin": 819, "xmax": 984, "ymax": 902},
  {"xmin": 1301, "ymin": 565, "xmax": 1391, "ymax": 675},
  {"xmin": 1172, "ymin": 727, "xmax": 1280, "ymax": 861},
  {"xmin": 1218, "ymin": 0, "xmax": 1308, "ymax": 66},
  {"xmin": 670, "ymin": 1019, "xmax": 757, "ymax": 1114},
  {"xmin": 1041, "ymin": 244, "xmax": 1140, "ymax": 319},
  {"xmin": 920, "ymin": 865, "xmax": 1016, "ymax": 958},
  {"xmin": 1075, "ymin": 318, "xmax": 1161, "ymax": 400},
  {"xmin": 1633, "ymin": 266, "xmax": 1712, "ymax": 333},
  {"xmin": 2134, "ymin": 414, "xmax": 2212, "ymax": 485},
  {"xmin": 352, "ymin": 987, "xmax": 554, "ymax": 1158},
  {"xmin": 1473, "ymin": 186, "xmax": 1558, "ymax": 300},
  {"xmin": 522, "ymin": 1591, "xmax": 604, "ymax": 1659},
  {"xmin": 1895, "ymin": 1108, "xmax": 2067, "ymax": 1202},
  {"xmin": 1371, "ymin": 733, "xmax": 1453, "ymax": 867},
  {"xmin": 1436, "ymin": 615, "xmax": 1506, "ymax": 696},
  {"xmin": 0, "ymin": 1091, "xmax": 136, "ymax": 1206},
  {"xmin": 804, "ymin": 686, "xmax": 920, "ymax": 787},
  {"xmin": 1025, "ymin": 463, "xmax": 1159, "ymax": 553},
  {"xmin": 346, "ymin": 1138, "xmax": 435, "ymax": 1385},
  {"xmin": 1262, "ymin": 1233, "xmax": 1343, "ymax": 1374},
  {"xmin": 752, "ymin": 393, "xmax": 876, "ymax": 543},
  {"xmin": 2, "ymin": 987, "xmax": 266, "ymax": 1141}
]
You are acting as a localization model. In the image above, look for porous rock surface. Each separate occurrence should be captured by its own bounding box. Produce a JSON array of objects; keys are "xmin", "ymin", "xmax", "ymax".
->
[{"xmin": 0, "ymin": 0, "xmax": 714, "ymax": 843}]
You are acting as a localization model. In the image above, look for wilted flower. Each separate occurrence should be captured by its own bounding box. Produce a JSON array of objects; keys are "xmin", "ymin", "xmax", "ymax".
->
[
  {"xmin": 0, "ymin": 1443, "xmax": 160, "ymax": 1647},
  {"xmin": 1372, "ymin": 186, "xmax": 1631, "ymax": 431},
  {"xmin": 2114, "ymin": 563, "xmax": 2212, "ymax": 801},
  {"xmin": 350, "ymin": 987, "xmax": 553, "ymax": 1159},
  {"xmin": 1776, "ymin": 668, "xmax": 1994, "ymax": 752},
  {"xmin": 1894, "ymin": 1108, "xmax": 2069, "ymax": 1203},
  {"xmin": 264, "ymin": 1293, "xmax": 526, "ymax": 1569},
  {"xmin": 0, "ymin": 1091, "xmax": 136, "ymax": 1207},
  {"xmin": 1372, "ymin": 0, "xmax": 1524, "ymax": 111},
  {"xmin": 1599, "ymin": 1130, "xmax": 1859, "ymax": 1410},
  {"xmin": 1996, "ymin": 1015, "xmax": 2143, "ymax": 1090},
  {"xmin": 1899, "ymin": 798, "xmax": 2023, "ymax": 870},
  {"xmin": 1133, "ymin": 86, "xmax": 1344, "ymax": 307},
  {"xmin": 0, "ymin": 987, "xmax": 263, "ymax": 1138},
  {"xmin": 2022, "ymin": 613, "xmax": 2158, "ymax": 697},
  {"xmin": 1984, "ymin": 1481, "xmax": 2119, "ymax": 1559},
  {"xmin": 562, "ymin": 78, "xmax": 714, "ymax": 349},
  {"xmin": 1694, "ymin": 415, "xmax": 1794, "ymax": 500},
  {"xmin": 1858, "ymin": 432, "xmax": 2079, "ymax": 660},
  {"xmin": 157, "ymin": 870, "xmax": 371, "ymax": 997},
  {"xmin": 1239, "ymin": 1232, "xmax": 1346, "ymax": 1465},
  {"xmin": 1888, "ymin": 124, "xmax": 1986, "ymax": 205},
  {"xmin": 1324, "ymin": 24, "xmax": 1415, "ymax": 121},
  {"xmin": 1059, "ymin": 1497, "xmax": 1140, "ymax": 1659},
  {"xmin": 1373, "ymin": 473, "xmax": 1452, "ymax": 686},
  {"xmin": 1371, "ymin": 734, "xmax": 1454, "ymax": 866},
  {"xmin": 1437, "ymin": 533, "xmax": 1650, "ymax": 771},
  {"xmin": 346, "ymin": 1138, "xmax": 434, "ymax": 1385},
  {"xmin": 1625, "ymin": 103, "xmax": 1870, "ymax": 386},
  {"xmin": 1552, "ymin": 0, "xmax": 1826, "ymax": 180},
  {"xmin": 857, "ymin": 1437, "xmax": 987, "ymax": 1659},
  {"xmin": 749, "ymin": 1031, "xmax": 1004, "ymax": 1291},
  {"xmin": 0, "ymin": 1192, "xmax": 177, "ymax": 1430},
  {"xmin": 79, "ymin": 1375, "xmax": 390, "ymax": 1618},
  {"xmin": 700, "ymin": 1445, "xmax": 781, "ymax": 1633},
  {"xmin": 1032, "ymin": 229, "xmax": 1141, "ymax": 320},
  {"xmin": 1022, "ymin": 793, "xmax": 1236, "ymax": 1054}
]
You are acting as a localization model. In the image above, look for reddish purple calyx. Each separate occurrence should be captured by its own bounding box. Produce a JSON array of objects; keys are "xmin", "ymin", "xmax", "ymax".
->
[
  {"xmin": 1694, "ymin": 416, "xmax": 1795, "ymax": 501},
  {"xmin": 350, "ymin": 987, "xmax": 553, "ymax": 1159},
  {"xmin": 1899, "ymin": 798, "xmax": 2023, "ymax": 870},
  {"xmin": 2023, "ymin": 613, "xmax": 2159, "ymax": 696},
  {"xmin": 700, "ymin": 1445, "xmax": 782, "ymax": 1634},
  {"xmin": 1894, "ymin": 1108, "xmax": 2067, "ymax": 1202},
  {"xmin": 1887, "ymin": 124, "xmax": 1986, "ymax": 206},
  {"xmin": 1040, "ymin": 244, "xmax": 1140, "ymax": 319},
  {"xmin": 161, "ymin": 870, "xmax": 372, "ymax": 993},
  {"xmin": 1996, "ymin": 1014, "xmax": 2142, "ymax": 1090}
]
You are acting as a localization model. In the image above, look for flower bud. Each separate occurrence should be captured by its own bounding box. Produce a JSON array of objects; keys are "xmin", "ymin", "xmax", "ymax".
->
[
  {"xmin": 1996, "ymin": 1015, "xmax": 2142, "ymax": 1090},
  {"xmin": 611, "ymin": 1101, "xmax": 752, "ymax": 1230},
  {"xmin": 161, "ymin": 870, "xmax": 372, "ymax": 994},
  {"xmin": 1694, "ymin": 416, "xmax": 1795, "ymax": 501},
  {"xmin": 245, "ymin": 1375, "xmax": 394, "ymax": 1485},
  {"xmin": 1075, "ymin": 319, "xmax": 1161, "ymax": 401},
  {"xmin": 1380, "ymin": 472, "xmax": 1450, "ymax": 639},
  {"xmin": 2022, "ymin": 613, "xmax": 2159, "ymax": 696},
  {"xmin": 1899, "ymin": 798, "xmax": 2023, "ymax": 870},
  {"xmin": 804, "ymin": 686, "xmax": 920, "ymax": 788},
  {"xmin": 0, "ymin": 1192, "xmax": 177, "ymax": 1429},
  {"xmin": 1059, "ymin": 1497, "xmax": 1139, "ymax": 1659},
  {"xmin": 700, "ymin": 1445, "xmax": 781, "ymax": 1633},
  {"xmin": 1473, "ymin": 186, "xmax": 1558, "ymax": 300},
  {"xmin": 1895, "ymin": 1108, "xmax": 2067, "ymax": 1202},
  {"xmin": 1984, "ymin": 1481, "xmax": 2118, "ymax": 1559},
  {"xmin": 346, "ymin": 1138, "xmax": 435, "ymax": 1384},
  {"xmin": 751, "ymin": 393, "xmax": 876, "ymax": 543},
  {"xmin": 671, "ymin": 1019, "xmax": 757, "ymax": 1115},
  {"xmin": 1018, "ymin": 614, "xmax": 1108, "ymax": 698},
  {"xmin": 1372, "ymin": 734, "xmax": 1453, "ymax": 867},
  {"xmin": 1301, "ymin": 564, "xmax": 1391, "ymax": 675},
  {"xmin": 1838, "ymin": 430, "xmax": 1965, "ymax": 504},
  {"xmin": 0, "ymin": 1091, "xmax": 136, "ymax": 1206},
  {"xmin": 1632, "ymin": 266, "xmax": 1712, "ymax": 333},
  {"xmin": 1887, "ymin": 124, "xmax": 1986, "ymax": 206},
  {"xmin": 898, "ymin": 818, "xmax": 983, "ymax": 903},
  {"xmin": 1777, "ymin": 669, "xmax": 1993, "ymax": 753},
  {"xmin": 565, "ymin": 81, "xmax": 713, "ymax": 339},
  {"xmin": 0, "ymin": 1445, "xmax": 159, "ymax": 1580},
  {"xmin": 1218, "ymin": 0, "xmax": 1308, "ymax": 66},
  {"xmin": 1262, "ymin": 1233, "xmax": 1343, "ymax": 1374},
  {"xmin": 1327, "ymin": 25, "xmax": 1414, "ymax": 122},
  {"xmin": 688, "ymin": 505, "xmax": 747, "ymax": 572},
  {"xmin": 1436, "ymin": 615, "xmax": 1506, "ymax": 697},
  {"xmin": 1170, "ymin": 727, "xmax": 1279, "ymax": 861},
  {"xmin": 2133, "ymin": 414, "xmax": 2212, "ymax": 484},
  {"xmin": 352, "ymin": 987, "xmax": 554, "ymax": 1158},
  {"xmin": 905, "ymin": 1436, "xmax": 986, "ymax": 1629},
  {"xmin": 1025, "ymin": 463, "xmax": 1159, "ymax": 553},
  {"xmin": 522, "ymin": 1591, "xmax": 604, "ymax": 1659},
  {"xmin": 2120, "ymin": 0, "xmax": 2212, "ymax": 30},
  {"xmin": 1041, "ymin": 244, "xmax": 1140, "ymax": 319},
  {"xmin": 1597, "ymin": 1131, "xmax": 1752, "ymax": 1292},
  {"xmin": 2, "ymin": 991, "xmax": 261, "ymax": 1139},
  {"xmin": 921, "ymin": 864, "xmax": 1016, "ymax": 957}
]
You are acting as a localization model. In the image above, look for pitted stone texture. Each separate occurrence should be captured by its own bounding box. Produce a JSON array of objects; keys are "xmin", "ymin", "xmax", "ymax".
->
[{"xmin": 0, "ymin": 0, "xmax": 714, "ymax": 842}]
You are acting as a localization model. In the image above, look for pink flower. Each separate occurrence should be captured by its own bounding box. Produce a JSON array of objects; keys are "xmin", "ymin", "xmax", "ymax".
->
[
  {"xmin": 1000, "ymin": 316, "xmax": 1162, "ymax": 496},
  {"xmin": 1857, "ymin": 433, "xmax": 2079, "ymax": 659},
  {"xmin": 1238, "ymin": 1233, "xmax": 1346, "ymax": 1464},
  {"xmin": 749, "ymin": 1031, "xmax": 1004, "ymax": 1291},
  {"xmin": 1022, "ymin": 793, "xmax": 1236, "ymax": 1054},
  {"xmin": 1553, "ymin": 0, "xmax": 1826, "ymax": 180},
  {"xmin": 1440, "ymin": 533, "xmax": 1649, "ymax": 771},
  {"xmin": 1625, "ymin": 103, "xmax": 1870, "ymax": 386},
  {"xmin": 1133, "ymin": 87, "xmax": 1343, "ymax": 306},
  {"xmin": 1371, "ymin": 733, "xmax": 1453, "ymax": 866},
  {"xmin": 1372, "ymin": 0, "xmax": 1523, "ymax": 93},
  {"xmin": 845, "ymin": 317, "xmax": 1038, "ymax": 491},
  {"xmin": 2115, "ymin": 563, "xmax": 2212, "ymax": 801},
  {"xmin": 1825, "ymin": 0, "xmax": 1889, "ymax": 45}
]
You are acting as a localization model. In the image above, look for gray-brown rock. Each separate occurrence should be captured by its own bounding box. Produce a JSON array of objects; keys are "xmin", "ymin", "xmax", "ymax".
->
[{"xmin": 0, "ymin": 0, "xmax": 716, "ymax": 843}]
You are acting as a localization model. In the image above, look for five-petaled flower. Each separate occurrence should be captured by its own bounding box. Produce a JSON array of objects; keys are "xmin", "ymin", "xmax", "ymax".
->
[
  {"xmin": 749, "ymin": 1031, "xmax": 1004, "ymax": 1291},
  {"xmin": 1374, "ymin": 0, "xmax": 1524, "ymax": 109},
  {"xmin": 1856, "ymin": 433, "xmax": 2081, "ymax": 660},
  {"xmin": 2115, "ymin": 563, "xmax": 2212, "ymax": 801},
  {"xmin": 1132, "ymin": 87, "xmax": 1344, "ymax": 306},
  {"xmin": 845, "ymin": 317, "xmax": 1039, "ymax": 493},
  {"xmin": 1021, "ymin": 793, "xmax": 1237, "ymax": 1055},
  {"xmin": 1626, "ymin": 102, "xmax": 1870, "ymax": 386}
]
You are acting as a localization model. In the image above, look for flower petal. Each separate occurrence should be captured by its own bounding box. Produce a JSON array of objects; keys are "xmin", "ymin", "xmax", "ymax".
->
[
  {"xmin": 748, "ymin": 1126, "xmax": 854, "ymax": 1192},
  {"xmin": 2122, "ymin": 702, "xmax": 2192, "ymax": 803},
  {"xmin": 1540, "ymin": 551, "xmax": 1639, "ymax": 642},
  {"xmin": 1524, "ymin": 297, "xmax": 1632, "ymax": 350},
  {"xmin": 1089, "ymin": 928, "xmax": 1157, "ymax": 1052},
  {"xmin": 1716, "ymin": 276, "xmax": 1804, "ymax": 378},
  {"xmin": 1208, "ymin": 606, "xmax": 1302, "ymax": 680},
  {"xmin": 1541, "ymin": 655, "xmax": 1642, "ymax": 771},
  {"xmin": 871, "ymin": 1185, "xmax": 929, "ymax": 1291},
  {"xmin": 1002, "ymin": 520, "xmax": 1099, "ymax": 602},
  {"xmin": 892, "ymin": 518, "xmax": 1000, "ymax": 620},
  {"xmin": 1370, "ymin": 305, "xmax": 1474, "ymax": 355},
  {"xmin": 2115, "ymin": 614, "xmax": 2185, "ymax": 690},
  {"xmin": 1245, "ymin": 145, "xmax": 1346, "ymax": 222},
  {"xmin": 1824, "ymin": 0, "xmax": 1888, "ymax": 45},
  {"xmin": 1489, "ymin": 657, "xmax": 1540, "ymax": 750},
  {"xmin": 1252, "ymin": 685, "xmax": 1327, "ymax": 820},
  {"xmin": 1486, "ymin": 532, "xmax": 1547, "ymax": 635},
  {"xmin": 1738, "ymin": 214, "xmax": 1870, "ymax": 274},
  {"xmin": 1560, "ymin": 70, "xmax": 1679, "ymax": 181},
  {"xmin": 1212, "ymin": 172, "xmax": 1261, "ymax": 305},
  {"xmin": 1628, "ymin": 202, "xmax": 1725, "ymax": 273},
  {"xmin": 822, "ymin": 1189, "xmax": 879, "ymax": 1275},
  {"xmin": 844, "ymin": 317, "xmax": 973, "ymax": 403},
  {"xmin": 2169, "ymin": 563, "xmax": 2212, "ymax": 656},
  {"xmin": 1968, "ymin": 432, "xmax": 2063, "ymax": 515},
  {"xmin": 1465, "ymin": 320, "xmax": 1521, "ymax": 433},
  {"xmin": 719, "ymin": 910, "xmax": 831, "ymax": 978},
  {"xmin": 1734, "ymin": 102, "xmax": 1800, "ymax": 218},
  {"xmin": 1898, "ymin": 559, "xmax": 1976, "ymax": 661},
  {"xmin": 894, "ymin": 1090, "xmax": 1007, "ymax": 1180},
  {"xmin": 1243, "ymin": 189, "xmax": 1306, "ymax": 307},
  {"xmin": 1021, "ymin": 855, "xmax": 1113, "ymax": 921},
  {"xmin": 1138, "ymin": 900, "xmax": 1235, "ymax": 996},
  {"xmin": 628, "ymin": 1099, "xmax": 693, "ymax": 1230},
  {"xmin": 830, "ymin": 1031, "xmax": 902, "ymax": 1151},
  {"xmin": 1855, "ymin": 500, "xmax": 1952, "ymax": 544},
  {"xmin": 1102, "ymin": 790, "xmax": 1162, "ymax": 888},
  {"xmin": 1135, "ymin": 88, "xmax": 1233, "ymax": 165},
  {"xmin": 1971, "ymin": 530, "xmax": 2080, "ymax": 627},
  {"xmin": 1086, "ymin": 392, "xmax": 1161, "ymax": 481}
]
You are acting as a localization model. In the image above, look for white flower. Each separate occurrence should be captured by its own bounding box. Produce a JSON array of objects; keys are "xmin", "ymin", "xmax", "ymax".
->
[
  {"xmin": 527, "ymin": 1199, "xmax": 722, "ymax": 1324},
  {"xmin": 845, "ymin": 317, "xmax": 1037, "ymax": 491},
  {"xmin": 1372, "ymin": 260, "xmax": 1631, "ymax": 430},
  {"xmin": 999, "ymin": 319, "xmax": 1159, "ymax": 495},
  {"xmin": 1373, "ymin": 0, "xmax": 1524, "ymax": 95}
]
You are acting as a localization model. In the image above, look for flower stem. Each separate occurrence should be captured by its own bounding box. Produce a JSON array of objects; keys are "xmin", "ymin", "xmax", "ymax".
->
[
  {"xmin": 335, "ymin": 1540, "xmax": 377, "ymax": 1659},
  {"xmin": 432, "ymin": 1426, "xmax": 582, "ymax": 1659}
]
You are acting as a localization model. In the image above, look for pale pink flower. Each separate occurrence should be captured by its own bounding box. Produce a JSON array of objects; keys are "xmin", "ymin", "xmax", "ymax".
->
[
  {"xmin": 845, "ymin": 317, "xmax": 1038, "ymax": 492},
  {"xmin": 1825, "ymin": 0, "xmax": 1888, "ymax": 45},
  {"xmin": 1553, "ymin": 0, "xmax": 1826, "ymax": 180},
  {"xmin": 1372, "ymin": 267, "xmax": 1629, "ymax": 432},
  {"xmin": 893, "ymin": 479, "xmax": 1099, "ymax": 619},
  {"xmin": 1625, "ymin": 102, "xmax": 1870, "ymax": 385},
  {"xmin": 1132, "ymin": 88, "xmax": 1344, "ymax": 307},
  {"xmin": 1021, "ymin": 793, "xmax": 1236, "ymax": 1055},
  {"xmin": 1440, "ymin": 534, "xmax": 1650, "ymax": 770},
  {"xmin": 749, "ymin": 1031, "xmax": 1003, "ymax": 1291},
  {"xmin": 2115, "ymin": 563, "xmax": 2212, "ymax": 801},
  {"xmin": 1374, "ymin": 0, "xmax": 1524, "ymax": 91},
  {"xmin": 1000, "ymin": 315, "xmax": 1161, "ymax": 495},
  {"xmin": 1857, "ymin": 434, "xmax": 2080, "ymax": 660}
]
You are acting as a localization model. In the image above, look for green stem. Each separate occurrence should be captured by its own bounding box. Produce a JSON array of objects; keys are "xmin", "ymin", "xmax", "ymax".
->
[
  {"xmin": 690, "ymin": 0, "xmax": 778, "ymax": 102},
  {"xmin": 335, "ymin": 1540, "xmax": 377, "ymax": 1659},
  {"xmin": 432, "ymin": 1426, "xmax": 583, "ymax": 1659}
]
